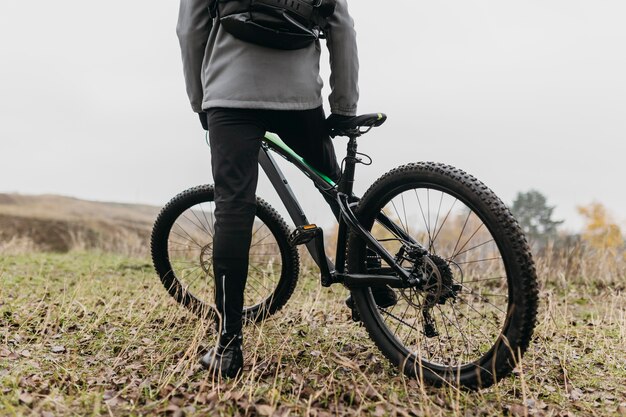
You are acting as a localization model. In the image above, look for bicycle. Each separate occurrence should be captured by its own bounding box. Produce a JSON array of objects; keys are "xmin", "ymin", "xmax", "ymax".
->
[{"xmin": 150, "ymin": 113, "xmax": 538, "ymax": 389}]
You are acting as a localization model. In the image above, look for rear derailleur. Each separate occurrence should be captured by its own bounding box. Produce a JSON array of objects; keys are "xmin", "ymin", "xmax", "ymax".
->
[{"xmin": 402, "ymin": 246, "xmax": 462, "ymax": 338}]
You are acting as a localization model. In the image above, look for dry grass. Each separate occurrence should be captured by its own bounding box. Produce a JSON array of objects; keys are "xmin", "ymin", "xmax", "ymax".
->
[
  {"xmin": 1, "ymin": 248, "xmax": 625, "ymax": 416},
  {"xmin": 0, "ymin": 193, "xmax": 158, "ymax": 256}
]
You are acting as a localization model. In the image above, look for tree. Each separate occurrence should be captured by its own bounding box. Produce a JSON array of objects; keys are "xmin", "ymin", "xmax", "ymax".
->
[
  {"xmin": 510, "ymin": 190, "xmax": 563, "ymax": 246},
  {"xmin": 577, "ymin": 202, "xmax": 624, "ymax": 251}
]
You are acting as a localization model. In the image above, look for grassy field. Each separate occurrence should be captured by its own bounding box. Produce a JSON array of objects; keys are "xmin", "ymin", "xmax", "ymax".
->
[
  {"xmin": 0, "ymin": 194, "xmax": 157, "ymax": 255},
  {"xmin": 1, "ymin": 251, "xmax": 625, "ymax": 416}
]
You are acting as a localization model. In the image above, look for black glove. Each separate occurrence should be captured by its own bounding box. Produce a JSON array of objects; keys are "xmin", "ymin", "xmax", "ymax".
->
[
  {"xmin": 199, "ymin": 112, "xmax": 208, "ymax": 131},
  {"xmin": 326, "ymin": 113, "xmax": 352, "ymax": 125},
  {"xmin": 326, "ymin": 113, "xmax": 354, "ymax": 136}
]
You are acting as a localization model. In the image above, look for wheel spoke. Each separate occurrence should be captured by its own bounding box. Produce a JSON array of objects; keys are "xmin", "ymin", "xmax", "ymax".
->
[
  {"xmin": 390, "ymin": 199, "xmax": 408, "ymax": 234},
  {"xmin": 400, "ymin": 193, "xmax": 410, "ymax": 237},
  {"xmin": 450, "ymin": 223, "xmax": 486, "ymax": 260},
  {"xmin": 453, "ymin": 256, "xmax": 502, "ymax": 265},
  {"xmin": 169, "ymin": 229, "xmax": 202, "ymax": 248},
  {"xmin": 189, "ymin": 208, "xmax": 211, "ymax": 236},
  {"xmin": 461, "ymin": 276, "xmax": 505, "ymax": 284},
  {"xmin": 414, "ymin": 190, "xmax": 433, "ymax": 248},
  {"xmin": 451, "ymin": 210, "xmax": 472, "ymax": 257},
  {"xmin": 430, "ymin": 191, "xmax": 445, "ymax": 255},
  {"xmin": 181, "ymin": 212, "xmax": 210, "ymax": 239},
  {"xmin": 199, "ymin": 202, "xmax": 215, "ymax": 235},
  {"xmin": 431, "ymin": 198, "xmax": 458, "ymax": 246},
  {"xmin": 452, "ymin": 239, "xmax": 495, "ymax": 258}
]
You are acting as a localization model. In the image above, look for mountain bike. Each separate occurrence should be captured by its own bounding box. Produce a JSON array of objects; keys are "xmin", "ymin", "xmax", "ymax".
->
[{"xmin": 150, "ymin": 114, "xmax": 538, "ymax": 389}]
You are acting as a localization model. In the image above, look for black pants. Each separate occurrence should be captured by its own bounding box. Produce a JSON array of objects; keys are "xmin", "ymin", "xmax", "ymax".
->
[{"xmin": 206, "ymin": 107, "xmax": 340, "ymax": 335}]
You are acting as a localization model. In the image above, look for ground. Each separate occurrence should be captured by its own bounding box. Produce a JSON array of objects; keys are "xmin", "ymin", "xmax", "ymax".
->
[{"xmin": 1, "ymin": 252, "xmax": 625, "ymax": 416}]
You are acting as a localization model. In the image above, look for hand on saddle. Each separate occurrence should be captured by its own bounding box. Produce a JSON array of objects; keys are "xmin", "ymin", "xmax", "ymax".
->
[
  {"xmin": 325, "ymin": 114, "xmax": 353, "ymax": 134},
  {"xmin": 326, "ymin": 113, "xmax": 387, "ymax": 138}
]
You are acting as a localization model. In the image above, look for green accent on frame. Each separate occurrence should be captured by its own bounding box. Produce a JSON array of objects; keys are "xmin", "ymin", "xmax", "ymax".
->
[{"xmin": 263, "ymin": 132, "xmax": 336, "ymax": 186}]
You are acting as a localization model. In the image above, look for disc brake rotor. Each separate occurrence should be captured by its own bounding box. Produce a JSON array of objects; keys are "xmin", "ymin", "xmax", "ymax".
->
[
  {"xmin": 199, "ymin": 244, "xmax": 212, "ymax": 274},
  {"xmin": 400, "ymin": 256, "xmax": 443, "ymax": 309},
  {"xmin": 396, "ymin": 252, "xmax": 461, "ymax": 338}
]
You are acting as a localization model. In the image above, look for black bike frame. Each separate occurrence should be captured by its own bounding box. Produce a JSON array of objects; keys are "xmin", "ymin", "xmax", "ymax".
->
[{"xmin": 258, "ymin": 133, "xmax": 423, "ymax": 289}]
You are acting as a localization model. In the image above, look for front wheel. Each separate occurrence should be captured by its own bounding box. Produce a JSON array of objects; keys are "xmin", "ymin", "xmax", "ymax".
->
[
  {"xmin": 347, "ymin": 162, "xmax": 538, "ymax": 389},
  {"xmin": 151, "ymin": 185, "xmax": 300, "ymax": 323}
]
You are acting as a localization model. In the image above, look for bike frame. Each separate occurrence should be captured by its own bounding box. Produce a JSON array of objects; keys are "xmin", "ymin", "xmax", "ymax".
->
[{"xmin": 259, "ymin": 132, "xmax": 424, "ymax": 289}]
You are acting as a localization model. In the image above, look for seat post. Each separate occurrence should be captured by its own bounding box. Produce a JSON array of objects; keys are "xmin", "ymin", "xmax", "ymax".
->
[{"xmin": 338, "ymin": 135, "xmax": 359, "ymax": 195}]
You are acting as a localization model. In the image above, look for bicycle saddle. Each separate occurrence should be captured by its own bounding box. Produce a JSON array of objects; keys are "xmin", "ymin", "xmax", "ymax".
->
[{"xmin": 327, "ymin": 113, "xmax": 387, "ymax": 138}]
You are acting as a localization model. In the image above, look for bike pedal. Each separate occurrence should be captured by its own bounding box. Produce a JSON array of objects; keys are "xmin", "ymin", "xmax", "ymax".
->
[
  {"xmin": 288, "ymin": 224, "xmax": 322, "ymax": 247},
  {"xmin": 350, "ymin": 308, "xmax": 361, "ymax": 322},
  {"xmin": 345, "ymin": 297, "xmax": 361, "ymax": 322}
]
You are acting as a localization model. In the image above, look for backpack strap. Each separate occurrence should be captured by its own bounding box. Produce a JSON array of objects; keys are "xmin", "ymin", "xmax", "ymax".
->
[
  {"xmin": 208, "ymin": 0, "xmax": 219, "ymax": 18},
  {"xmin": 253, "ymin": 0, "xmax": 315, "ymax": 21}
]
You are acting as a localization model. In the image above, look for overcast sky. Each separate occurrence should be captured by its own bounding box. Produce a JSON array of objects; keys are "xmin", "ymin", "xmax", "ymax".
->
[{"xmin": 1, "ymin": 1, "xmax": 625, "ymax": 232}]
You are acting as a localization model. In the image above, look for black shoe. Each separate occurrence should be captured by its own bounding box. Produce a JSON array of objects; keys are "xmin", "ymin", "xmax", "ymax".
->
[
  {"xmin": 200, "ymin": 332, "xmax": 243, "ymax": 378},
  {"xmin": 346, "ymin": 285, "xmax": 398, "ymax": 309},
  {"xmin": 345, "ymin": 285, "xmax": 398, "ymax": 321}
]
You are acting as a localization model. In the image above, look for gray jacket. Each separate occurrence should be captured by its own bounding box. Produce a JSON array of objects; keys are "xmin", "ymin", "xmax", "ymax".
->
[{"xmin": 176, "ymin": 0, "xmax": 359, "ymax": 116}]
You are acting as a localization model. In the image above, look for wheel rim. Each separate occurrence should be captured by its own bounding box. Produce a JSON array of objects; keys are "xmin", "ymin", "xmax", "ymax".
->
[
  {"xmin": 363, "ymin": 183, "xmax": 511, "ymax": 371},
  {"xmin": 166, "ymin": 199, "xmax": 285, "ymax": 318}
]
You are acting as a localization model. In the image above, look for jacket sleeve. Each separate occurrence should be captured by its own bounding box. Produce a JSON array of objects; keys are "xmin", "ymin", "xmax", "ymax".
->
[
  {"xmin": 176, "ymin": 0, "xmax": 212, "ymax": 113},
  {"xmin": 325, "ymin": 0, "xmax": 359, "ymax": 116}
]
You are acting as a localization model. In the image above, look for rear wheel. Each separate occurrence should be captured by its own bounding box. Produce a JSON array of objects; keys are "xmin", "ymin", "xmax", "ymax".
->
[
  {"xmin": 347, "ymin": 163, "xmax": 538, "ymax": 389},
  {"xmin": 151, "ymin": 185, "xmax": 299, "ymax": 322}
]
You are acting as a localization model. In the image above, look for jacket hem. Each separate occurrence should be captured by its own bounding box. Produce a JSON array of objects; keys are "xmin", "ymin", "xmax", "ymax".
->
[{"xmin": 202, "ymin": 98, "xmax": 324, "ymax": 111}]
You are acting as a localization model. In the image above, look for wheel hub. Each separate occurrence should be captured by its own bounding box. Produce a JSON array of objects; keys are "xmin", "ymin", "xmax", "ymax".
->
[
  {"xmin": 427, "ymin": 254, "xmax": 461, "ymax": 304},
  {"xmin": 397, "ymin": 250, "xmax": 462, "ymax": 338}
]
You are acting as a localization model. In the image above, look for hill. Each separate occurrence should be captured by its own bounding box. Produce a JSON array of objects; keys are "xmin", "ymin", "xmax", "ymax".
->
[{"xmin": 0, "ymin": 193, "xmax": 160, "ymax": 255}]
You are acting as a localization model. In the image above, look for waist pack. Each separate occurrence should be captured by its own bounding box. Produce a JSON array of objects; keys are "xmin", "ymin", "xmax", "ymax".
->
[{"xmin": 209, "ymin": 0, "xmax": 337, "ymax": 50}]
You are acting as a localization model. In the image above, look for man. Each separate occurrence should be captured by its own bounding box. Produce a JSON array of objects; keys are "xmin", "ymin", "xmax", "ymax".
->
[{"xmin": 176, "ymin": 0, "xmax": 392, "ymax": 378}]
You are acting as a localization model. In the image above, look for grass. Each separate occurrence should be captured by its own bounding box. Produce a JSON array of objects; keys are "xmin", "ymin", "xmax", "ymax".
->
[
  {"xmin": 1, "ymin": 251, "xmax": 625, "ymax": 416},
  {"xmin": 0, "ymin": 193, "xmax": 157, "ymax": 255}
]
